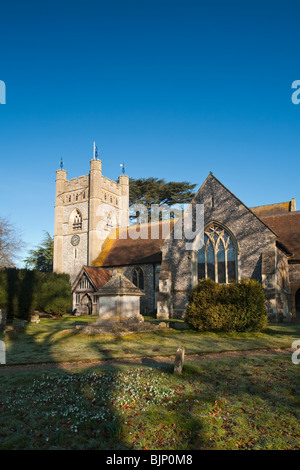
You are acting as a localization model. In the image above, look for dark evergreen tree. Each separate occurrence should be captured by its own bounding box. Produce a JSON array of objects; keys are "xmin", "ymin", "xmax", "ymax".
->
[
  {"xmin": 24, "ymin": 232, "xmax": 53, "ymax": 272},
  {"xmin": 129, "ymin": 177, "xmax": 197, "ymax": 221}
]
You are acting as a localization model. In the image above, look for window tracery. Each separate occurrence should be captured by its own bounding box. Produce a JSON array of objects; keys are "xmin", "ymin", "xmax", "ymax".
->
[
  {"xmin": 72, "ymin": 209, "xmax": 82, "ymax": 231},
  {"xmin": 198, "ymin": 224, "xmax": 237, "ymax": 283}
]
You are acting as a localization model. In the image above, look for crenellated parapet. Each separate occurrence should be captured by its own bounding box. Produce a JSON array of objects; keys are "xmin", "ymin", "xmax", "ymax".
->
[{"xmin": 55, "ymin": 171, "xmax": 89, "ymax": 205}]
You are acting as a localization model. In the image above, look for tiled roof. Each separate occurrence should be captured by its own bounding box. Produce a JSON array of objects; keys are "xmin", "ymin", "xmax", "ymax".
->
[
  {"xmin": 91, "ymin": 219, "xmax": 176, "ymax": 267},
  {"xmin": 261, "ymin": 212, "xmax": 300, "ymax": 260},
  {"xmin": 83, "ymin": 266, "xmax": 112, "ymax": 289}
]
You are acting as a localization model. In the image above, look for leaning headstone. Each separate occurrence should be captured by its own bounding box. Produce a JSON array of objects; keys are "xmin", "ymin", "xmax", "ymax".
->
[
  {"xmin": 173, "ymin": 346, "xmax": 185, "ymax": 375},
  {"xmin": 13, "ymin": 319, "xmax": 25, "ymax": 332},
  {"xmin": 0, "ymin": 309, "xmax": 7, "ymax": 331}
]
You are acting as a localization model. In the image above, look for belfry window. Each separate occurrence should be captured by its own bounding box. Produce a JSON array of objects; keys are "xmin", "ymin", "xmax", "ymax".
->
[
  {"xmin": 132, "ymin": 267, "xmax": 144, "ymax": 290},
  {"xmin": 198, "ymin": 225, "xmax": 237, "ymax": 283},
  {"xmin": 73, "ymin": 210, "xmax": 82, "ymax": 231}
]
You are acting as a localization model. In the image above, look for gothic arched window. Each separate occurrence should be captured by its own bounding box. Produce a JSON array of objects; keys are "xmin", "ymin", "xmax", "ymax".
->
[
  {"xmin": 198, "ymin": 224, "xmax": 237, "ymax": 283},
  {"xmin": 132, "ymin": 267, "xmax": 144, "ymax": 290},
  {"xmin": 72, "ymin": 209, "xmax": 82, "ymax": 231}
]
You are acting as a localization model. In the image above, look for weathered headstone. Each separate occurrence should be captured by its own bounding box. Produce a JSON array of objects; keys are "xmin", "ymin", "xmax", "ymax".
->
[
  {"xmin": 0, "ymin": 340, "xmax": 6, "ymax": 364},
  {"xmin": 0, "ymin": 309, "xmax": 7, "ymax": 332},
  {"xmin": 173, "ymin": 346, "xmax": 185, "ymax": 375},
  {"xmin": 13, "ymin": 319, "xmax": 25, "ymax": 332},
  {"xmin": 30, "ymin": 313, "xmax": 40, "ymax": 323}
]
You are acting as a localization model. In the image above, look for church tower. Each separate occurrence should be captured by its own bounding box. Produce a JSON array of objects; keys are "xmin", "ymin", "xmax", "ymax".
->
[{"xmin": 53, "ymin": 149, "xmax": 129, "ymax": 282}]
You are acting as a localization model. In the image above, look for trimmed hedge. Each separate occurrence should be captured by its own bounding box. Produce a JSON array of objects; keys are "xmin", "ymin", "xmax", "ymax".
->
[
  {"xmin": 0, "ymin": 268, "xmax": 72, "ymax": 320},
  {"xmin": 185, "ymin": 278, "xmax": 268, "ymax": 332}
]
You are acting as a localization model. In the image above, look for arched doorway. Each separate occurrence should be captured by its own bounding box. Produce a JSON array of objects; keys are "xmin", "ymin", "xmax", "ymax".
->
[
  {"xmin": 295, "ymin": 289, "xmax": 300, "ymax": 318},
  {"xmin": 80, "ymin": 294, "xmax": 92, "ymax": 315}
]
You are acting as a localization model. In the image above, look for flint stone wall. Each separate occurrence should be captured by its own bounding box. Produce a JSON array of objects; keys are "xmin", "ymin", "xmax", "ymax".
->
[{"xmin": 161, "ymin": 174, "xmax": 278, "ymax": 318}]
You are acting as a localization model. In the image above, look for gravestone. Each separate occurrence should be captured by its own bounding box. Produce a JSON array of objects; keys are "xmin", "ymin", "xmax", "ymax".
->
[
  {"xmin": 0, "ymin": 339, "xmax": 5, "ymax": 364},
  {"xmin": 173, "ymin": 346, "xmax": 185, "ymax": 375},
  {"xmin": 13, "ymin": 319, "xmax": 25, "ymax": 332},
  {"xmin": 30, "ymin": 313, "xmax": 40, "ymax": 323}
]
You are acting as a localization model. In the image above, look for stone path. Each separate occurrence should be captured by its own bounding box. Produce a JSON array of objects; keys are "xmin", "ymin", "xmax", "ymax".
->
[{"xmin": 0, "ymin": 348, "xmax": 292, "ymax": 373}]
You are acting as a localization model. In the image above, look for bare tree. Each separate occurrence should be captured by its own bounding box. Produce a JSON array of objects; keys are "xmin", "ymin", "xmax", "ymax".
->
[{"xmin": 0, "ymin": 216, "xmax": 25, "ymax": 268}]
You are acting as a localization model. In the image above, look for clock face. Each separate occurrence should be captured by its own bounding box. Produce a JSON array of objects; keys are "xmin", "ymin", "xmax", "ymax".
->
[{"xmin": 71, "ymin": 234, "xmax": 80, "ymax": 246}]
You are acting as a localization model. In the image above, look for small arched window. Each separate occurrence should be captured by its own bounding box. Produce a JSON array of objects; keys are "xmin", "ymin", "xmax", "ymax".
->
[
  {"xmin": 198, "ymin": 224, "xmax": 237, "ymax": 283},
  {"xmin": 132, "ymin": 267, "xmax": 144, "ymax": 290},
  {"xmin": 73, "ymin": 209, "xmax": 82, "ymax": 231}
]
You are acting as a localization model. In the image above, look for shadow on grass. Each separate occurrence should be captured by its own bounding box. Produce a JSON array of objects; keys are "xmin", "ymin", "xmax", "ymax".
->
[
  {"xmin": 2, "ymin": 319, "xmax": 299, "ymax": 449},
  {"xmin": 264, "ymin": 323, "xmax": 300, "ymax": 336},
  {"xmin": 85, "ymin": 339, "xmax": 209, "ymax": 450},
  {"xmin": 1, "ymin": 320, "xmax": 208, "ymax": 450}
]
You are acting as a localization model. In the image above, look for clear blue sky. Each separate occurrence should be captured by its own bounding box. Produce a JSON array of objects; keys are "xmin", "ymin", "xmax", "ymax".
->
[{"xmin": 1, "ymin": 0, "xmax": 300, "ymax": 266}]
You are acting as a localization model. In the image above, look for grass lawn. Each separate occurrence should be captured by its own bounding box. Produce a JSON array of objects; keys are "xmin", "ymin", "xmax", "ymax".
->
[
  {"xmin": 0, "ymin": 353, "xmax": 299, "ymax": 450},
  {"xmin": 0, "ymin": 315, "xmax": 299, "ymax": 365},
  {"xmin": 0, "ymin": 317, "xmax": 299, "ymax": 450}
]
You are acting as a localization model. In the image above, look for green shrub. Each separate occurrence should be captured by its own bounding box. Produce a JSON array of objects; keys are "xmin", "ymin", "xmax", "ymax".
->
[
  {"xmin": 185, "ymin": 278, "xmax": 268, "ymax": 332},
  {"xmin": 0, "ymin": 270, "xmax": 8, "ymax": 311},
  {"xmin": 0, "ymin": 269, "xmax": 72, "ymax": 319},
  {"xmin": 36, "ymin": 272, "xmax": 72, "ymax": 316}
]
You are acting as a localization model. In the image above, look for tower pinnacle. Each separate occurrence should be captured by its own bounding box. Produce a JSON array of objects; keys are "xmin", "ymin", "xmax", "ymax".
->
[{"xmin": 93, "ymin": 141, "xmax": 99, "ymax": 160}]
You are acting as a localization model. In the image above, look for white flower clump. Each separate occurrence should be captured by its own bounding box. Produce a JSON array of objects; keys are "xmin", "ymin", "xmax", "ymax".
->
[{"xmin": 1, "ymin": 368, "xmax": 176, "ymax": 433}]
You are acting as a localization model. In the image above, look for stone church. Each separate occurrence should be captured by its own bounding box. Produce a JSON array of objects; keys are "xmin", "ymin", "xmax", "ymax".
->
[{"xmin": 53, "ymin": 154, "xmax": 300, "ymax": 321}]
